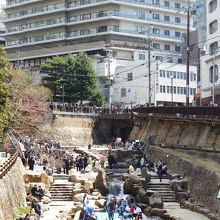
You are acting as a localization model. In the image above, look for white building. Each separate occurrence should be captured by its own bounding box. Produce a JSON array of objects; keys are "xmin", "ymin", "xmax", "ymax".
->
[
  {"xmin": 112, "ymin": 57, "xmax": 197, "ymax": 106},
  {"xmin": 2, "ymin": 0, "xmax": 194, "ymax": 102},
  {"xmin": 200, "ymin": 0, "xmax": 220, "ymax": 106}
]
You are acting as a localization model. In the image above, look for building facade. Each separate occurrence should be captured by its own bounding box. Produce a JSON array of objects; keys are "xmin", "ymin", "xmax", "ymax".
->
[
  {"xmin": 200, "ymin": 0, "xmax": 220, "ymax": 106},
  {"xmin": 2, "ymin": 0, "xmax": 193, "ymax": 102},
  {"xmin": 112, "ymin": 60, "xmax": 197, "ymax": 106}
]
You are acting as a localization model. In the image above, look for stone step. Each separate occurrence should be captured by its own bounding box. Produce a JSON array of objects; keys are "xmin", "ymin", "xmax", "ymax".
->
[
  {"xmin": 162, "ymin": 198, "xmax": 177, "ymax": 202},
  {"xmin": 105, "ymin": 168, "xmax": 128, "ymax": 173},
  {"xmin": 50, "ymin": 184, "xmax": 73, "ymax": 187},
  {"xmin": 148, "ymin": 184, "xmax": 170, "ymax": 187},
  {"xmin": 50, "ymin": 191, "xmax": 72, "ymax": 195},
  {"xmin": 51, "ymin": 198, "xmax": 73, "ymax": 201}
]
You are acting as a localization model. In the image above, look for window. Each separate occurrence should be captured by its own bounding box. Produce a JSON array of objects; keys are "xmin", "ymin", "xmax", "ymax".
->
[
  {"xmin": 167, "ymin": 86, "xmax": 170, "ymax": 93},
  {"xmin": 127, "ymin": 72, "xmax": 133, "ymax": 81},
  {"xmin": 209, "ymin": 20, "xmax": 218, "ymax": 34},
  {"xmin": 80, "ymin": 29, "xmax": 90, "ymax": 35},
  {"xmin": 173, "ymin": 86, "xmax": 176, "ymax": 94},
  {"xmin": 209, "ymin": 42, "xmax": 218, "ymax": 55},
  {"xmin": 153, "ymin": 43, "xmax": 160, "ymax": 49},
  {"xmin": 135, "ymin": 25, "xmax": 144, "ymax": 33},
  {"xmin": 167, "ymin": 71, "xmax": 170, "ymax": 78},
  {"xmin": 156, "ymin": 56, "xmax": 163, "ymax": 61},
  {"xmin": 136, "ymin": 11, "xmax": 145, "ymax": 19},
  {"xmin": 164, "ymin": 15, "xmax": 170, "ymax": 21},
  {"xmin": 178, "ymin": 58, "xmax": 182, "ymax": 64},
  {"xmin": 81, "ymin": 13, "xmax": 91, "ymax": 20},
  {"xmin": 153, "ymin": 0, "xmax": 159, "ymax": 5},
  {"xmin": 160, "ymin": 70, "xmax": 163, "ymax": 77},
  {"xmin": 175, "ymin": 31, "xmax": 180, "ymax": 37},
  {"xmin": 112, "ymin": 9, "xmax": 119, "ymax": 16},
  {"xmin": 164, "ymin": 30, "xmax": 170, "ymax": 36},
  {"xmin": 153, "ymin": 28, "xmax": 160, "ymax": 34},
  {"xmin": 113, "ymin": 25, "xmax": 119, "ymax": 32},
  {"xmin": 96, "ymin": 26, "xmax": 107, "ymax": 33},
  {"xmin": 153, "ymin": 14, "xmax": 160, "ymax": 19},
  {"xmin": 175, "ymin": 17, "xmax": 181, "ymax": 23},
  {"xmin": 121, "ymin": 88, "xmax": 126, "ymax": 97},
  {"xmin": 175, "ymin": 45, "xmax": 181, "ymax": 52},
  {"xmin": 175, "ymin": 3, "xmax": 180, "ymax": 9},
  {"xmin": 209, "ymin": 65, "xmax": 218, "ymax": 83},
  {"xmin": 164, "ymin": 1, "xmax": 170, "ymax": 7},
  {"xmin": 167, "ymin": 57, "xmax": 173, "ymax": 63},
  {"xmin": 160, "ymin": 85, "xmax": 163, "ymax": 93},
  {"xmin": 163, "ymin": 86, "xmax": 166, "ymax": 93},
  {"xmin": 97, "ymin": 11, "xmax": 107, "ymax": 17},
  {"xmin": 139, "ymin": 53, "xmax": 145, "ymax": 60},
  {"xmin": 164, "ymin": 45, "xmax": 170, "ymax": 51},
  {"xmin": 209, "ymin": 0, "xmax": 217, "ymax": 13}
]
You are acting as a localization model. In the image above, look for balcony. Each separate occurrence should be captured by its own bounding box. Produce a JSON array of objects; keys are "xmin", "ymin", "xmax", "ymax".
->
[
  {"xmin": 4, "ymin": 18, "xmax": 66, "ymax": 35},
  {"xmin": 5, "ymin": 26, "xmax": 181, "ymax": 49},
  {"xmin": 4, "ymin": 0, "xmax": 44, "ymax": 9},
  {"xmin": 5, "ymin": 3, "xmax": 66, "ymax": 22}
]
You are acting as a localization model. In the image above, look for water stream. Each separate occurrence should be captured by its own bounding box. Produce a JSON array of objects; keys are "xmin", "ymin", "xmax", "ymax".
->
[{"xmin": 95, "ymin": 176, "xmax": 163, "ymax": 220}]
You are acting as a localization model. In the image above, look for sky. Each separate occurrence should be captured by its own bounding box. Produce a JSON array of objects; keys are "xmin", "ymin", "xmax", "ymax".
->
[{"xmin": 0, "ymin": 0, "xmax": 6, "ymax": 6}]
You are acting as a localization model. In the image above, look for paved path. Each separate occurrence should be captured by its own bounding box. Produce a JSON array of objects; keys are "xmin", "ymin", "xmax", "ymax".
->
[{"xmin": 164, "ymin": 202, "xmax": 211, "ymax": 220}]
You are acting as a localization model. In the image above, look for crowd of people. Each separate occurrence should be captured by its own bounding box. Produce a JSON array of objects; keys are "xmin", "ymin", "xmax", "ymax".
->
[{"xmin": 104, "ymin": 196, "xmax": 142, "ymax": 220}]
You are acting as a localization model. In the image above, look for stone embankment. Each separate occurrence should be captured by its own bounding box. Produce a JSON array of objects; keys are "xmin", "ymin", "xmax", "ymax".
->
[
  {"xmin": 143, "ymin": 146, "xmax": 220, "ymax": 220},
  {"xmin": 0, "ymin": 156, "xmax": 26, "ymax": 220}
]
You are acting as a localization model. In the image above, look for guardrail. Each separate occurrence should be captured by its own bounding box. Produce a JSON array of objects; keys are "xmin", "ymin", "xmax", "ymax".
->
[
  {"xmin": 0, "ymin": 149, "xmax": 19, "ymax": 179},
  {"xmin": 133, "ymin": 107, "xmax": 220, "ymax": 122}
]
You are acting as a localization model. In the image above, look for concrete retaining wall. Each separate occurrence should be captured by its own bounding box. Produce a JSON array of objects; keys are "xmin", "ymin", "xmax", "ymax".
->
[
  {"xmin": 143, "ymin": 146, "xmax": 220, "ymax": 216},
  {"xmin": 0, "ymin": 158, "xmax": 26, "ymax": 220},
  {"xmin": 130, "ymin": 116, "xmax": 220, "ymax": 152}
]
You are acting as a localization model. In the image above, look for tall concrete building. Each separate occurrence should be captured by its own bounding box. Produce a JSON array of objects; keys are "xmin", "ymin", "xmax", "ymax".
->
[
  {"xmin": 2, "ymin": 0, "xmax": 193, "ymax": 103},
  {"xmin": 201, "ymin": 0, "xmax": 220, "ymax": 106}
]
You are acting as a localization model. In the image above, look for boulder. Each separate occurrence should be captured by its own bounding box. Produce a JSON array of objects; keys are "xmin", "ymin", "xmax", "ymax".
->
[
  {"xmin": 146, "ymin": 190, "xmax": 155, "ymax": 197},
  {"xmin": 83, "ymin": 181, "xmax": 93, "ymax": 193},
  {"xmin": 74, "ymin": 183, "xmax": 82, "ymax": 189},
  {"xmin": 73, "ymin": 193, "xmax": 86, "ymax": 202},
  {"xmin": 136, "ymin": 203, "xmax": 147, "ymax": 210},
  {"xmin": 42, "ymin": 196, "xmax": 51, "ymax": 204},
  {"xmin": 95, "ymin": 199, "xmax": 106, "ymax": 208},
  {"xmin": 136, "ymin": 188, "xmax": 147, "ymax": 203},
  {"xmin": 73, "ymin": 188, "xmax": 84, "ymax": 196},
  {"xmin": 149, "ymin": 193, "xmax": 163, "ymax": 209},
  {"xmin": 44, "ymin": 193, "xmax": 52, "ymax": 199},
  {"xmin": 26, "ymin": 194, "xmax": 35, "ymax": 202},
  {"xmin": 124, "ymin": 174, "xmax": 141, "ymax": 194},
  {"xmin": 170, "ymin": 179, "xmax": 188, "ymax": 192},
  {"xmin": 94, "ymin": 169, "xmax": 108, "ymax": 195},
  {"xmin": 150, "ymin": 208, "xmax": 167, "ymax": 217},
  {"xmin": 135, "ymin": 168, "xmax": 142, "ymax": 176},
  {"xmin": 143, "ymin": 207, "xmax": 152, "ymax": 216},
  {"xmin": 176, "ymin": 192, "xmax": 189, "ymax": 202}
]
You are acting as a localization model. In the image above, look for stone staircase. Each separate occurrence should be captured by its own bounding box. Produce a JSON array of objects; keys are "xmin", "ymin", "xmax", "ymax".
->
[
  {"xmin": 49, "ymin": 174, "xmax": 73, "ymax": 201},
  {"xmin": 105, "ymin": 162, "xmax": 128, "ymax": 176},
  {"xmin": 147, "ymin": 173, "xmax": 177, "ymax": 203}
]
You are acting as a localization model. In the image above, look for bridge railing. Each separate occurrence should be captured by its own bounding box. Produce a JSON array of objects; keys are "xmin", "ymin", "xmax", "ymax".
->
[
  {"xmin": 133, "ymin": 107, "xmax": 220, "ymax": 121},
  {"xmin": 0, "ymin": 148, "xmax": 19, "ymax": 179}
]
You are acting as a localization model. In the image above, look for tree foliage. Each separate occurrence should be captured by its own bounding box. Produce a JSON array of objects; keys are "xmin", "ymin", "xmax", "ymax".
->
[
  {"xmin": 0, "ymin": 47, "xmax": 51, "ymax": 142},
  {"xmin": 41, "ymin": 52, "xmax": 104, "ymax": 106}
]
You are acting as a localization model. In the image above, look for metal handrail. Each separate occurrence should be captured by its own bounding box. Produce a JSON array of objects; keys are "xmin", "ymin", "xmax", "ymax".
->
[{"xmin": 0, "ymin": 149, "xmax": 19, "ymax": 179}]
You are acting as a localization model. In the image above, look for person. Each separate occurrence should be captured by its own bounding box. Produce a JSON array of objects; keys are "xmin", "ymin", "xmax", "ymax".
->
[
  {"xmin": 134, "ymin": 206, "xmax": 142, "ymax": 219},
  {"xmin": 63, "ymin": 157, "xmax": 70, "ymax": 175},
  {"xmin": 31, "ymin": 185, "xmax": 38, "ymax": 197},
  {"xmin": 38, "ymin": 186, "xmax": 44, "ymax": 201},
  {"xmin": 99, "ymin": 154, "xmax": 105, "ymax": 168},
  {"xmin": 28, "ymin": 156, "xmax": 35, "ymax": 171},
  {"xmin": 106, "ymin": 197, "xmax": 116, "ymax": 220},
  {"xmin": 140, "ymin": 157, "xmax": 145, "ymax": 169},
  {"xmin": 31, "ymin": 198, "xmax": 41, "ymax": 218},
  {"xmin": 83, "ymin": 155, "xmax": 88, "ymax": 170},
  {"xmin": 128, "ymin": 165, "xmax": 135, "ymax": 174},
  {"xmin": 157, "ymin": 160, "xmax": 163, "ymax": 182}
]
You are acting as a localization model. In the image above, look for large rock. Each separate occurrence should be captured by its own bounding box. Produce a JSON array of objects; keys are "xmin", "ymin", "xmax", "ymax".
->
[
  {"xmin": 124, "ymin": 174, "xmax": 141, "ymax": 194},
  {"xmin": 176, "ymin": 192, "xmax": 189, "ymax": 201},
  {"xmin": 149, "ymin": 193, "xmax": 163, "ymax": 209},
  {"xmin": 73, "ymin": 193, "xmax": 86, "ymax": 202},
  {"xmin": 42, "ymin": 197, "xmax": 51, "ymax": 204},
  {"xmin": 143, "ymin": 207, "xmax": 152, "ymax": 216},
  {"xmin": 95, "ymin": 199, "xmax": 106, "ymax": 208},
  {"xmin": 136, "ymin": 188, "xmax": 147, "ymax": 203},
  {"xmin": 170, "ymin": 179, "xmax": 188, "ymax": 192},
  {"xmin": 94, "ymin": 169, "xmax": 108, "ymax": 195},
  {"xmin": 150, "ymin": 208, "xmax": 167, "ymax": 217},
  {"xmin": 23, "ymin": 172, "xmax": 51, "ymax": 189},
  {"xmin": 83, "ymin": 181, "xmax": 94, "ymax": 193},
  {"xmin": 141, "ymin": 168, "xmax": 151, "ymax": 183},
  {"xmin": 73, "ymin": 188, "xmax": 84, "ymax": 196}
]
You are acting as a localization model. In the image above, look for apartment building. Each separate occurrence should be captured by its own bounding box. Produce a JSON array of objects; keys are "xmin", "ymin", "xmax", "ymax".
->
[
  {"xmin": 201, "ymin": 0, "xmax": 220, "ymax": 106},
  {"xmin": 2, "ymin": 0, "xmax": 193, "ymax": 101}
]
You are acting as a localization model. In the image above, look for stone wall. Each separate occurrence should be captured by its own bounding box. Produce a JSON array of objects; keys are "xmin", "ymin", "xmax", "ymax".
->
[
  {"xmin": 0, "ymin": 158, "xmax": 27, "ymax": 220},
  {"xmin": 143, "ymin": 146, "xmax": 220, "ymax": 215},
  {"xmin": 130, "ymin": 116, "xmax": 220, "ymax": 152}
]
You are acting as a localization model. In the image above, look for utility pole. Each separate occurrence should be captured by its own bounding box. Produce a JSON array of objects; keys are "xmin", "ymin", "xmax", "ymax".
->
[
  {"xmin": 105, "ymin": 44, "xmax": 112, "ymax": 111},
  {"xmin": 186, "ymin": 0, "xmax": 190, "ymax": 107},
  {"xmin": 146, "ymin": 26, "xmax": 152, "ymax": 106},
  {"xmin": 148, "ymin": 38, "xmax": 151, "ymax": 106}
]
